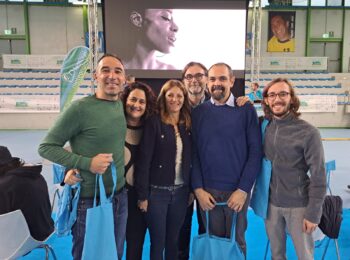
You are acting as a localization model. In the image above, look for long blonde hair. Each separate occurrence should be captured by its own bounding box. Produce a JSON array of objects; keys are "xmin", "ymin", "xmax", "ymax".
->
[{"xmin": 157, "ymin": 79, "xmax": 191, "ymax": 130}]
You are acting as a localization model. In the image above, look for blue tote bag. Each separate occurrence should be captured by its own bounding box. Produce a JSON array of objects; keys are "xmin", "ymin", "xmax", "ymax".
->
[
  {"xmin": 81, "ymin": 163, "xmax": 118, "ymax": 260},
  {"xmin": 250, "ymin": 119, "xmax": 272, "ymax": 219},
  {"xmin": 55, "ymin": 182, "xmax": 80, "ymax": 236},
  {"xmin": 191, "ymin": 203, "xmax": 244, "ymax": 260},
  {"xmin": 53, "ymin": 163, "xmax": 66, "ymax": 184}
]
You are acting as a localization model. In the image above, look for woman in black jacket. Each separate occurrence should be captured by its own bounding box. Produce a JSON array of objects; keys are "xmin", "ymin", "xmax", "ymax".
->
[{"xmin": 136, "ymin": 79, "xmax": 192, "ymax": 260}]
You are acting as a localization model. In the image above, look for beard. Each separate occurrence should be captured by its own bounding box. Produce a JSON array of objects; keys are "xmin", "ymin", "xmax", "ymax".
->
[
  {"xmin": 188, "ymin": 84, "xmax": 205, "ymax": 96},
  {"xmin": 211, "ymin": 85, "xmax": 226, "ymax": 101},
  {"xmin": 271, "ymin": 101, "xmax": 291, "ymax": 118}
]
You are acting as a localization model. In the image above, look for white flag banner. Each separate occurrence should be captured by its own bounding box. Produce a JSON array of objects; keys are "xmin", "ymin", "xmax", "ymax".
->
[{"xmin": 299, "ymin": 95, "xmax": 337, "ymax": 113}]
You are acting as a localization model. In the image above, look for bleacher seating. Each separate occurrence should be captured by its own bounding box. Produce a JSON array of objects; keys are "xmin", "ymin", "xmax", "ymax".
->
[
  {"xmin": 0, "ymin": 69, "xmax": 93, "ymax": 115},
  {"xmin": 245, "ymin": 72, "xmax": 350, "ymax": 106},
  {"xmin": 0, "ymin": 69, "xmax": 93, "ymax": 97},
  {"xmin": 1, "ymin": 69, "xmax": 350, "ymax": 111}
]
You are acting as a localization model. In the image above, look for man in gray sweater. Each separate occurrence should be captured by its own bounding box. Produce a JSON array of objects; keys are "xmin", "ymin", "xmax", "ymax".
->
[{"xmin": 262, "ymin": 78, "xmax": 326, "ymax": 260}]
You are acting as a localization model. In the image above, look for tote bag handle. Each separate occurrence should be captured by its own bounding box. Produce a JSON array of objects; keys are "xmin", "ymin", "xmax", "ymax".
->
[
  {"xmin": 93, "ymin": 162, "xmax": 117, "ymax": 207},
  {"xmin": 205, "ymin": 202, "xmax": 238, "ymax": 242}
]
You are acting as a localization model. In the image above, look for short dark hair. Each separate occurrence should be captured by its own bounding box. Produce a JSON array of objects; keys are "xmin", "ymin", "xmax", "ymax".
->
[
  {"xmin": 208, "ymin": 62, "xmax": 234, "ymax": 78},
  {"xmin": 181, "ymin": 62, "xmax": 208, "ymax": 80},
  {"xmin": 251, "ymin": 82, "xmax": 259, "ymax": 88},
  {"xmin": 97, "ymin": 53, "xmax": 124, "ymax": 68},
  {"xmin": 262, "ymin": 78, "xmax": 301, "ymax": 120}
]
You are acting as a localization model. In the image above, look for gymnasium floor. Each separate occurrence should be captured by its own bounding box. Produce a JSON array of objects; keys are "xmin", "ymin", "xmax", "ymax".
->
[
  {"xmin": 1, "ymin": 129, "xmax": 349, "ymax": 207},
  {"xmin": 0, "ymin": 128, "xmax": 349, "ymax": 259}
]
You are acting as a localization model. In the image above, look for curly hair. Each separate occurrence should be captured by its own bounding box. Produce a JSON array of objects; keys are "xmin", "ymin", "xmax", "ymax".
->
[
  {"xmin": 157, "ymin": 79, "xmax": 191, "ymax": 130},
  {"xmin": 262, "ymin": 78, "xmax": 301, "ymax": 120},
  {"xmin": 120, "ymin": 81, "xmax": 157, "ymax": 124}
]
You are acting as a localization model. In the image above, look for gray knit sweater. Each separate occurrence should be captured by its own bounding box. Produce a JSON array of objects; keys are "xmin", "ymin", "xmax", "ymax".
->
[{"xmin": 264, "ymin": 113, "xmax": 326, "ymax": 223}]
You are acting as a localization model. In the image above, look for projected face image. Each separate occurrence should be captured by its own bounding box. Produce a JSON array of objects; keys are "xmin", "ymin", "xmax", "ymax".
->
[
  {"xmin": 123, "ymin": 8, "xmax": 179, "ymax": 69},
  {"xmin": 104, "ymin": 0, "xmax": 247, "ymax": 72},
  {"xmin": 143, "ymin": 9, "xmax": 178, "ymax": 54}
]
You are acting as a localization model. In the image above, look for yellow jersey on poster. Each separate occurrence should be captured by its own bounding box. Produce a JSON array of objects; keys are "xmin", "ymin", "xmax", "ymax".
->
[{"xmin": 267, "ymin": 36, "xmax": 295, "ymax": 52}]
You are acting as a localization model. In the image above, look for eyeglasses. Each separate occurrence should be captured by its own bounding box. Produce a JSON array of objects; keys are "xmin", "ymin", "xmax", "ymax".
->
[
  {"xmin": 266, "ymin": 91, "xmax": 290, "ymax": 100},
  {"xmin": 184, "ymin": 73, "xmax": 206, "ymax": 81}
]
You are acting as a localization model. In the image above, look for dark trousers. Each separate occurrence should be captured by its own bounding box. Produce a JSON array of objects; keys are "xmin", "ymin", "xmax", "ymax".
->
[
  {"xmin": 126, "ymin": 185, "xmax": 147, "ymax": 260},
  {"xmin": 198, "ymin": 188, "xmax": 250, "ymax": 257},
  {"xmin": 146, "ymin": 185, "xmax": 189, "ymax": 260},
  {"xmin": 177, "ymin": 199, "xmax": 205, "ymax": 260}
]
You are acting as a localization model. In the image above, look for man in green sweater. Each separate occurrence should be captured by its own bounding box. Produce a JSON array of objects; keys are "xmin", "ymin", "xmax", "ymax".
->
[{"xmin": 38, "ymin": 54, "xmax": 127, "ymax": 260}]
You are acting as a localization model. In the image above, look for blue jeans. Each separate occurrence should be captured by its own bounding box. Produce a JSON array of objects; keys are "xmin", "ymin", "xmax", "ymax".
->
[
  {"xmin": 146, "ymin": 185, "xmax": 189, "ymax": 260},
  {"xmin": 72, "ymin": 187, "xmax": 128, "ymax": 260}
]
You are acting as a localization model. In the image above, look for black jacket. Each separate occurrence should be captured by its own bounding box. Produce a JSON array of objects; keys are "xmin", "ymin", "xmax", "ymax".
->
[
  {"xmin": 135, "ymin": 115, "xmax": 192, "ymax": 200},
  {"xmin": 0, "ymin": 165, "xmax": 54, "ymax": 241}
]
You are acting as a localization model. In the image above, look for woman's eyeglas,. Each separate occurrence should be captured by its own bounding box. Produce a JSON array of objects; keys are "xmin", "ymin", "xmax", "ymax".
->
[
  {"xmin": 184, "ymin": 73, "xmax": 205, "ymax": 81},
  {"xmin": 266, "ymin": 91, "xmax": 290, "ymax": 100}
]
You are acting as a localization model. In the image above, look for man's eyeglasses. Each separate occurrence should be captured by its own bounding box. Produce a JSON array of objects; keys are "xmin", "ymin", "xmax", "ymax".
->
[
  {"xmin": 266, "ymin": 91, "xmax": 290, "ymax": 100},
  {"xmin": 184, "ymin": 73, "xmax": 206, "ymax": 81}
]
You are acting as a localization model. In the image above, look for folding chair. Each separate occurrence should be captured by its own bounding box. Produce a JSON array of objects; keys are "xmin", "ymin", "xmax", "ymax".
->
[
  {"xmin": 317, "ymin": 235, "xmax": 341, "ymax": 260},
  {"xmin": 325, "ymin": 160, "xmax": 336, "ymax": 195},
  {"xmin": 0, "ymin": 210, "xmax": 57, "ymax": 260}
]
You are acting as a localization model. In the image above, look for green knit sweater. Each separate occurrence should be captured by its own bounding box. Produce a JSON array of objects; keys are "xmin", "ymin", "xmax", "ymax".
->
[{"xmin": 39, "ymin": 95, "xmax": 126, "ymax": 198}]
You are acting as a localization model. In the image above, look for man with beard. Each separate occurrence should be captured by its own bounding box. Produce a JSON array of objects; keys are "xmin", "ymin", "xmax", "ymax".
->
[
  {"xmin": 178, "ymin": 62, "xmax": 252, "ymax": 260},
  {"xmin": 182, "ymin": 62, "xmax": 210, "ymax": 108},
  {"xmin": 39, "ymin": 54, "xmax": 127, "ymax": 260},
  {"xmin": 261, "ymin": 78, "xmax": 326, "ymax": 259},
  {"xmin": 191, "ymin": 63, "xmax": 262, "ymax": 256}
]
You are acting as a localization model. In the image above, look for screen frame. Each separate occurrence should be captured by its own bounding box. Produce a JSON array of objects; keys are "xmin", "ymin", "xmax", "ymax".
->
[{"xmin": 102, "ymin": 0, "xmax": 249, "ymax": 79}]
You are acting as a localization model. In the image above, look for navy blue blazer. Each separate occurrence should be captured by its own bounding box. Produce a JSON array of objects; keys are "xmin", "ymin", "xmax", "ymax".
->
[{"xmin": 135, "ymin": 115, "xmax": 192, "ymax": 201}]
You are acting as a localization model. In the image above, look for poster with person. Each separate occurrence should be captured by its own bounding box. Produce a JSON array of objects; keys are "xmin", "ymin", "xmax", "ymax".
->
[{"xmin": 267, "ymin": 11, "xmax": 296, "ymax": 52}]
